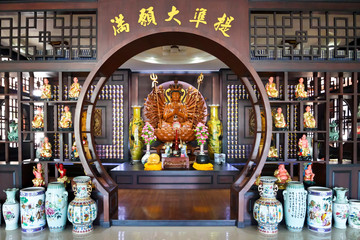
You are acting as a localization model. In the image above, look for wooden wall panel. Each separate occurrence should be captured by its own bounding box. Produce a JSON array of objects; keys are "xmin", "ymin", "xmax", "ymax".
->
[{"xmin": 0, "ymin": 166, "xmax": 21, "ymax": 201}]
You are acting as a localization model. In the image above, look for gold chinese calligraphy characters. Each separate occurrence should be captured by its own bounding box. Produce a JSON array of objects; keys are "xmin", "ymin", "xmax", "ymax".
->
[
  {"xmin": 189, "ymin": 8, "xmax": 207, "ymax": 28},
  {"xmin": 214, "ymin": 13, "xmax": 234, "ymax": 37},
  {"xmin": 110, "ymin": 14, "xmax": 130, "ymax": 36},
  {"xmin": 166, "ymin": 6, "xmax": 181, "ymax": 25},
  {"xmin": 139, "ymin": 6, "xmax": 157, "ymax": 26}
]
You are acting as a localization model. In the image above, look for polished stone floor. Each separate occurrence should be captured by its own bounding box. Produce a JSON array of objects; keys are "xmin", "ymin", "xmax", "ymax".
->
[{"xmin": 0, "ymin": 225, "xmax": 359, "ymax": 240}]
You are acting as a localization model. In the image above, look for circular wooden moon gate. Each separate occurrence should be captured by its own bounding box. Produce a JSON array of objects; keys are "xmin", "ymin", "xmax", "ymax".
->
[{"xmin": 74, "ymin": 31, "xmax": 272, "ymax": 227}]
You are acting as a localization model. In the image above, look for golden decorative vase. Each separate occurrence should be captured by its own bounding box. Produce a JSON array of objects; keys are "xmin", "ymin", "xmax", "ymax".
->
[
  {"xmin": 129, "ymin": 106, "xmax": 144, "ymax": 161},
  {"xmin": 207, "ymin": 105, "xmax": 223, "ymax": 160}
]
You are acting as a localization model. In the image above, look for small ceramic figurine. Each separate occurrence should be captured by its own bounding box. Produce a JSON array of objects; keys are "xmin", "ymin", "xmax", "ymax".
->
[
  {"xmin": 7, "ymin": 120, "xmax": 18, "ymax": 142},
  {"xmin": 41, "ymin": 78, "xmax": 52, "ymax": 100},
  {"xmin": 329, "ymin": 121, "xmax": 339, "ymax": 141},
  {"xmin": 179, "ymin": 140, "xmax": 188, "ymax": 157},
  {"xmin": 295, "ymin": 77, "xmax": 308, "ymax": 100},
  {"xmin": 69, "ymin": 77, "xmax": 81, "ymax": 100},
  {"xmin": 298, "ymin": 134, "xmax": 312, "ymax": 161},
  {"xmin": 267, "ymin": 146, "xmax": 279, "ymax": 161},
  {"xmin": 304, "ymin": 105, "xmax": 316, "ymax": 130},
  {"xmin": 59, "ymin": 105, "xmax": 73, "ymax": 130},
  {"xmin": 274, "ymin": 107, "xmax": 288, "ymax": 130},
  {"xmin": 265, "ymin": 76, "xmax": 279, "ymax": 99},
  {"xmin": 40, "ymin": 137, "xmax": 52, "ymax": 161},
  {"xmin": 71, "ymin": 141, "xmax": 80, "ymax": 161},
  {"xmin": 32, "ymin": 163, "xmax": 45, "ymax": 187},
  {"xmin": 304, "ymin": 162, "xmax": 315, "ymax": 186},
  {"xmin": 56, "ymin": 163, "xmax": 70, "ymax": 185},
  {"xmin": 274, "ymin": 164, "xmax": 292, "ymax": 189},
  {"xmin": 32, "ymin": 107, "xmax": 44, "ymax": 130},
  {"xmin": 164, "ymin": 142, "xmax": 173, "ymax": 157}
]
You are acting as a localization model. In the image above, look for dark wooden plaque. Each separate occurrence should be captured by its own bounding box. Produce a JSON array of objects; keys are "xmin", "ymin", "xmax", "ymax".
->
[{"xmin": 162, "ymin": 157, "xmax": 189, "ymax": 169}]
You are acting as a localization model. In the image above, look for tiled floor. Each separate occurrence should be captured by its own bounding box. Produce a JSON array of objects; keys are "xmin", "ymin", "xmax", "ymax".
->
[{"xmin": 0, "ymin": 225, "xmax": 359, "ymax": 240}]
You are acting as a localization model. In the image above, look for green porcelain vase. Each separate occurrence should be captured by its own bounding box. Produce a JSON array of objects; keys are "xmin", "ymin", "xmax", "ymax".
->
[
  {"xmin": 129, "ymin": 106, "xmax": 144, "ymax": 161},
  {"xmin": 207, "ymin": 105, "xmax": 223, "ymax": 160}
]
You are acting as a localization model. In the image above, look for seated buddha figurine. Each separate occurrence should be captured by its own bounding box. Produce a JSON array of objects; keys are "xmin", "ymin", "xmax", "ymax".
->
[
  {"xmin": 41, "ymin": 78, "xmax": 52, "ymax": 100},
  {"xmin": 295, "ymin": 77, "xmax": 308, "ymax": 100},
  {"xmin": 69, "ymin": 77, "xmax": 81, "ymax": 100},
  {"xmin": 59, "ymin": 105, "xmax": 73, "ymax": 130},
  {"xmin": 144, "ymin": 153, "xmax": 162, "ymax": 170},
  {"xmin": 274, "ymin": 164, "xmax": 292, "ymax": 189},
  {"xmin": 298, "ymin": 134, "xmax": 311, "ymax": 161},
  {"xmin": 32, "ymin": 107, "xmax": 44, "ymax": 130},
  {"xmin": 274, "ymin": 107, "xmax": 287, "ymax": 131},
  {"xmin": 304, "ymin": 163, "xmax": 315, "ymax": 184},
  {"xmin": 304, "ymin": 105, "xmax": 316, "ymax": 130},
  {"xmin": 40, "ymin": 137, "xmax": 52, "ymax": 160},
  {"xmin": 32, "ymin": 163, "xmax": 45, "ymax": 187},
  {"xmin": 265, "ymin": 76, "xmax": 279, "ymax": 99},
  {"xmin": 267, "ymin": 146, "xmax": 279, "ymax": 161}
]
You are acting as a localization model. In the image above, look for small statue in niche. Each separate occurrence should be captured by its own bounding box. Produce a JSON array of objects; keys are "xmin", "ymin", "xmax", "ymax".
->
[
  {"xmin": 59, "ymin": 105, "xmax": 73, "ymax": 130},
  {"xmin": 274, "ymin": 107, "xmax": 288, "ymax": 131},
  {"xmin": 298, "ymin": 134, "xmax": 312, "ymax": 161},
  {"xmin": 40, "ymin": 136, "xmax": 52, "ymax": 161},
  {"xmin": 69, "ymin": 77, "xmax": 81, "ymax": 100},
  {"xmin": 329, "ymin": 121, "xmax": 339, "ymax": 141},
  {"xmin": 267, "ymin": 146, "xmax": 279, "ymax": 161},
  {"xmin": 164, "ymin": 142, "xmax": 173, "ymax": 157},
  {"xmin": 56, "ymin": 163, "xmax": 70, "ymax": 185},
  {"xmin": 274, "ymin": 164, "xmax": 292, "ymax": 189},
  {"xmin": 7, "ymin": 120, "xmax": 18, "ymax": 142},
  {"xmin": 357, "ymin": 103, "xmax": 360, "ymax": 119},
  {"xmin": 32, "ymin": 107, "xmax": 44, "ymax": 131},
  {"xmin": 304, "ymin": 162, "xmax": 315, "ymax": 186},
  {"xmin": 40, "ymin": 78, "xmax": 52, "ymax": 100},
  {"xmin": 179, "ymin": 140, "xmax": 188, "ymax": 157},
  {"xmin": 71, "ymin": 141, "xmax": 80, "ymax": 161},
  {"xmin": 265, "ymin": 76, "xmax": 279, "ymax": 100},
  {"xmin": 303, "ymin": 105, "xmax": 317, "ymax": 131},
  {"xmin": 32, "ymin": 163, "xmax": 45, "ymax": 187},
  {"xmin": 295, "ymin": 77, "xmax": 308, "ymax": 100}
]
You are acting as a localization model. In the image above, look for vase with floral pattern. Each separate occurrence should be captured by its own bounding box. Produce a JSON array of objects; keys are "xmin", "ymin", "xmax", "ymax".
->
[
  {"xmin": 2, "ymin": 188, "xmax": 19, "ymax": 230},
  {"xmin": 307, "ymin": 186, "xmax": 333, "ymax": 233},
  {"xmin": 45, "ymin": 182, "xmax": 68, "ymax": 232},
  {"xmin": 20, "ymin": 187, "xmax": 46, "ymax": 233},
  {"xmin": 333, "ymin": 187, "xmax": 349, "ymax": 229},
  {"xmin": 67, "ymin": 176, "xmax": 97, "ymax": 234},
  {"xmin": 207, "ymin": 105, "xmax": 222, "ymax": 160},
  {"xmin": 253, "ymin": 176, "xmax": 283, "ymax": 234},
  {"xmin": 129, "ymin": 106, "xmax": 144, "ymax": 162},
  {"xmin": 348, "ymin": 200, "xmax": 360, "ymax": 229}
]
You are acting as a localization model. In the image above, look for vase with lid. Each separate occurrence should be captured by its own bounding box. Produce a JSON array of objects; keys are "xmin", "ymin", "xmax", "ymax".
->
[
  {"xmin": 333, "ymin": 187, "xmax": 349, "ymax": 229},
  {"xmin": 67, "ymin": 176, "xmax": 97, "ymax": 234},
  {"xmin": 253, "ymin": 176, "xmax": 283, "ymax": 234},
  {"xmin": 2, "ymin": 188, "xmax": 19, "ymax": 230}
]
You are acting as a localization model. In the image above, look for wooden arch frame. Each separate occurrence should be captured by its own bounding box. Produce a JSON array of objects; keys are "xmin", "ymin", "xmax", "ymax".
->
[{"xmin": 74, "ymin": 31, "xmax": 272, "ymax": 227}]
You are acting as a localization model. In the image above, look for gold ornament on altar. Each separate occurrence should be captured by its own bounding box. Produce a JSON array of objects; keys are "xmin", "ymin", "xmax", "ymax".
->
[
  {"xmin": 304, "ymin": 105, "xmax": 316, "ymax": 130},
  {"xmin": 144, "ymin": 73, "xmax": 207, "ymax": 142},
  {"xmin": 40, "ymin": 137, "xmax": 52, "ymax": 161},
  {"xmin": 59, "ymin": 105, "xmax": 73, "ymax": 130}
]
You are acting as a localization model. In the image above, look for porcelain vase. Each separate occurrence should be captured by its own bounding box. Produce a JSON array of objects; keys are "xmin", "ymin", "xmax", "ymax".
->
[
  {"xmin": 20, "ymin": 187, "xmax": 46, "ymax": 233},
  {"xmin": 307, "ymin": 186, "xmax": 333, "ymax": 233},
  {"xmin": 333, "ymin": 187, "xmax": 349, "ymax": 229},
  {"xmin": 129, "ymin": 106, "xmax": 144, "ymax": 162},
  {"xmin": 348, "ymin": 200, "xmax": 360, "ymax": 229},
  {"xmin": 45, "ymin": 182, "xmax": 68, "ymax": 232},
  {"xmin": 141, "ymin": 144, "xmax": 151, "ymax": 164},
  {"xmin": 253, "ymin": 176, "xmax": 283, "ymax": 234},
  {"xmin": 2, "ymin": 188, "xmax": 19, "ymax": 230},
  {"xmin": 67, "ymin": 176, "xmax": 97, "ymax": 234},
  {"xmin": 283, "ymin": 181, "xmax": 307, "ymax": 232},
  {"xmin": 207, "ymin": 105, "xmax": 222, "ymax": 160}
]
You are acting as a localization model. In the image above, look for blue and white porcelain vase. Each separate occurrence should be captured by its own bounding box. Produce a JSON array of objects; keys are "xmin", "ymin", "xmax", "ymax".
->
[
  {"xmin": 20, "ymin": 187, "xmax": 46, "ymax": 233},
  {"xmin": 307, "ymin": 186, "xmax": 333, "ymax": 233},
  {"xmin": 45, "ymin": 182, "xmax": 68, "ymax": 232},
  {"xmin": 253, "ymin": 176, "xmax": 283, "ymax": 234},
  {"xmin": 2, "ymin": 188, "xmax": 19, "ymax": 230},
  {"xmin": 67, "ymin": 176, "xmax": 97, "ymax": 234},
  {"xmin": 348, "ymin": 200, "xmax": 360, "ymax": 229},
  {"xmin": 333, "ymin": 187, "xmax": 349, "ymax": 229},
  {"xmin": 283, "ymin": 181, "xmax": 307, "ymax": 232}
]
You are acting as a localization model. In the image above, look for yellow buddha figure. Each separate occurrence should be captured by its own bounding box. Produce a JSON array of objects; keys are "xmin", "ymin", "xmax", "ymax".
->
[
  {"xmin": 298, "ymin": 134, "xmax": 311, "ymax": 160},
  {"xmin": 69, "ymin": 77, "xmax": 81, "ymax": 100},
  {"xmin": 274, "ymin": 164, "xmax": 292, "ymax": 189},
  {"xmin": 144, "ymin": 154, "xmax": 162, "ymax": 170},
  {"xmin": 274, "ymin": 107, "xmax": 287, "ymax": 130},
  {"xmin": 304, "ymin": 105, "xmax": 316, "ymax": 129},
  {"xmin": 59, "ymin": 105, "xmax": 73, "ymax": 129},
  {"xmin": 295, "ymin": 77, "xmax": 308, "ymax": 99},
  {"xmin": 265, "ymin": 76, "xmax": 279, "ymax": 99},
  {"xmin": 40, "ymin": 137, "xmax": 52, "ymax": 160},
  {"xmin": 32, "ymin": 107, "xmax": 44, "ymax": 130},
  {"xmin": 267, "ymin": 146, "xmax": 279, "ymax": 159},
  {"xmin": 41, "ymin": 78, "xmax": 52, "ymax": 100}
]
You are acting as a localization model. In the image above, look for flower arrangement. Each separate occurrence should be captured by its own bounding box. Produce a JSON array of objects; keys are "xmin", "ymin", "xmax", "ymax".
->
[
  {"xmin": 194, "ymin": 122, "xmax": 209, "ymax": 145},
  {"xmin": 141, "ymin": 122, "xmax": 156, "ymax": 145}
]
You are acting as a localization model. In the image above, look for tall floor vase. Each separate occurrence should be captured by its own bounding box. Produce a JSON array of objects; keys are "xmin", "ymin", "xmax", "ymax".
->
[
  {"xmin": 253, "ymin": 176, "xmax": 283, "ymax": 234},
  {"xmin": 45, "ymin": 182, "xmax": 68, "ymax": 232},
  {"xmin": 333, "ymin": 187, "xmax": 349, "ymax": 229},
  {"xmin": 2, "ymin": 188, "xmax": 19, "ymax": 230},
  {"xmin": 129, "ymin": 106, "xmax": 144, "ymax": 162},
  {"xmin": 207, "ymin": 105, "xmax": 222, "ymax": 160}
]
